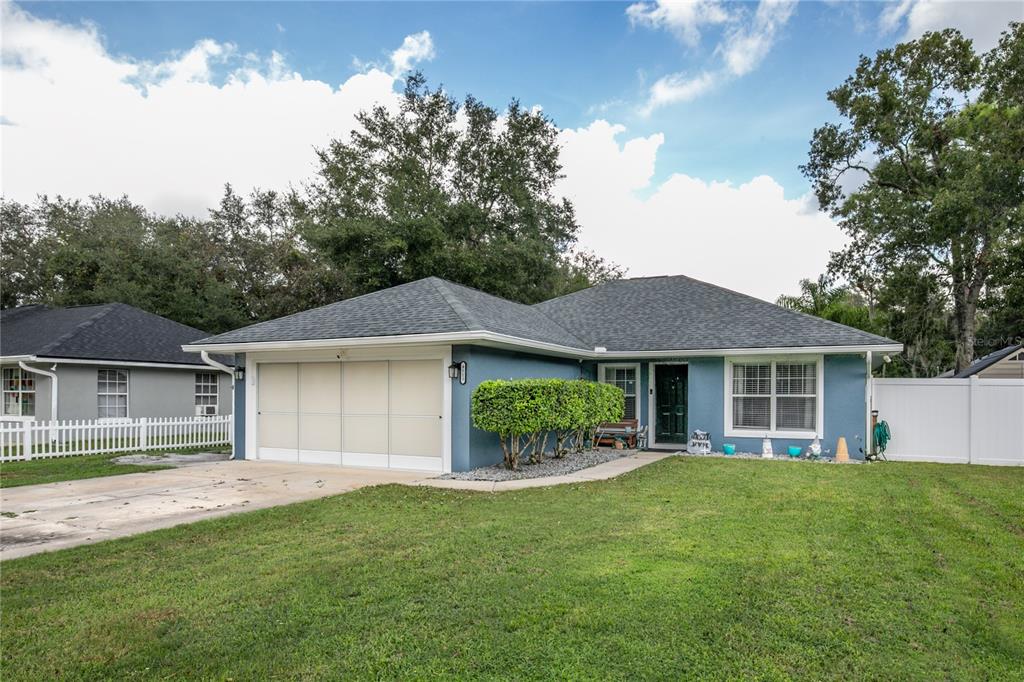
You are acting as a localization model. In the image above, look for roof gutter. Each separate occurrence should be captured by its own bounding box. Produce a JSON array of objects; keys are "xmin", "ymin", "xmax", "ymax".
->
[
  {"xmin": 183, "ymin": 331, "xmax": 903, "ymax": 360},
  {"xmin": 1, "ymin": 356, "xmax": 220, "ymax": 370}
]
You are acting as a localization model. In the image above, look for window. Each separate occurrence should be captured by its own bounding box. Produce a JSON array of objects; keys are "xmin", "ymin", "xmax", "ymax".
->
[
  {"xmin": 600, "ymin": 365, "xmax": 638, "ymax": 420},
  {"xmin": 97, "ymin": 369, "xmax": 128, "ymax": 419},
  {"xmin": 2, "ymin": 368, "xmax": 35, "ymax": 417},
  {"xmin": 732, "ymin": 363, "xmax": 770, "ymax": 429},
  {"xmin": 195, "ymin": 372, "xmax": 218, "ymax": 415},
  {"xmin": 727, "ymin": 358, "xmax": 820, "ymax": 436}
]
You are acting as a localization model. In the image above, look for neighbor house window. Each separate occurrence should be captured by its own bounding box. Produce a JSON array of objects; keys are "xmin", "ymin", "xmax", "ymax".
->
[
  {"xmin": 195, "ymin": 372, "xmax": 218, "ymax": 415},
  {"xmin": 728, "ymin": 359, "xmax": 820, "ymax": 435},
  {"xmin": 2, "ymin": 368, "xmax": 35, "ymax": 417},
  {"xmin": 97, "ymin": 369, "xmax": 128, "ymax": 419},
  {"xmin": 600, "ymin": 365, "xmax": 638, "ymax": 420}
]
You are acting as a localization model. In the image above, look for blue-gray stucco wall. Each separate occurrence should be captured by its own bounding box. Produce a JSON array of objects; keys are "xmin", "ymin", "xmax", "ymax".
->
[
  {"xmin": 641, "ymin": 354, "xmax": 866, "ymax": 457},
  {"xmin": 233, "ymin": 353, "xmax": 246, "ymax": 460},
  {"xmin": 451, "ymin": 345, "xmax": 586, "ymax": 471}
]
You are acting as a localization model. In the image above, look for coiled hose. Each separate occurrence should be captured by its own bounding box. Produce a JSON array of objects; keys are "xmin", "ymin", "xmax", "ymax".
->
[{"xmin": 873, "ymin": 420, "xmax": 891, "ymax": 457}]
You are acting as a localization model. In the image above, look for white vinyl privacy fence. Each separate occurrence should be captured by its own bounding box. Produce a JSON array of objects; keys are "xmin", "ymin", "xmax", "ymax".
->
[
  {"xmin": 0, "ymin": 415, "xmax": 233, "ymax": 462},
  {"xmin": 872, "ymin": 378, "xmax": 1024, "ymax": 466}
]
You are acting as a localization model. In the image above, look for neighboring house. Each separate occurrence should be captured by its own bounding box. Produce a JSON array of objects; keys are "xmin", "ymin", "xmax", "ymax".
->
[
  {"xmin": 936, "ymin": 344, "xmax": 1024, "ymax": 379},
  {"xmin": 1, "ymin": 303, "xmax": 233, "ymax": 422},
  {"xmin": 184, "ymin": 276, "xmax": 902, "ymax": 473}
]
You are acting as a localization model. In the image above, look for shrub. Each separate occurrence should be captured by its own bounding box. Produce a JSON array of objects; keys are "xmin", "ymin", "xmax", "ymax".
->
[{"xmin": 471, "ymin": 378, "xmax": 624, "ymax": 469}]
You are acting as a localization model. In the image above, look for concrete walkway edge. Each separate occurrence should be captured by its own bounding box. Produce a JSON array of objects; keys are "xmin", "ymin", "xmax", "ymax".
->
[{"xmin": 410, "ymin": 451, "xmax": 676, "ymax": 492}]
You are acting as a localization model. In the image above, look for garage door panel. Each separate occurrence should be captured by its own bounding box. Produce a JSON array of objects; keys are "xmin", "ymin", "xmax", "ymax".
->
[
  {"xmin": 299, "ymin": 414, "xmax": 342, "ymax": 453},
  {"xmin": 299, "ymin": 363, "xmax": 341, "ymax": 413},
  {"xmin": 259, "ymin": 364, "xmax": 297, "ymax": 413},
  {"xmin": 389, "ymin": 416, "xmax": 442, "ymax": 457},
  {"xmin": 259, "ymin": 413, "xmax": 298, "ymax": 451},
  {"xmin": 390, "ymin": 360, "xmax": 442, "ymax": 415},
  {"xmin": 343, "ymin": 362, "xmax": 388, "ymax": 413},
  {"xmin": 343, "ymin": 415, "xmax": 388, "ymax": 454}
]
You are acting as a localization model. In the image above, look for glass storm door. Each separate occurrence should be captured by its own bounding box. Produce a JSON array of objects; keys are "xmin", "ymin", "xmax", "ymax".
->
[{"xmin": 655, "ymin": 365, "xmax": 688, "ymax": 443}]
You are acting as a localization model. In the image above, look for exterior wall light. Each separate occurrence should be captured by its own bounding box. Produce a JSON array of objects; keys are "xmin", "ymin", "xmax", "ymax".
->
[
  {"xmin": 233, "ymin": 368, "xmax": 245, "ymax": 382},
  {"xmin": 448, "ymin": 361, "xmax": 467, "ymax": 385}
]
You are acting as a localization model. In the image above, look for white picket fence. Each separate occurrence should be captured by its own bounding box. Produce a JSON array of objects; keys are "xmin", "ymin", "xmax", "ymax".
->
[
  {"xmin": 872, "ymin": 378, "xmax": 1024, "ymax": 466},
  {"xmin": 0, "ymin": 415, "xmax": 233, "ymax": 462}
]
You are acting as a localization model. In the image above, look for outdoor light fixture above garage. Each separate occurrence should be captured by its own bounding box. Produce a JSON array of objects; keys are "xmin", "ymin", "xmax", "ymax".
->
[{"xmin": 448, "ymin": 361, "xmax": 467, "ymax": 384}]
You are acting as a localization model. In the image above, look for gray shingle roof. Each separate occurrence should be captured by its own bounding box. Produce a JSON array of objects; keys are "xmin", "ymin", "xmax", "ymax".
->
[
  {"xmin": 194, "ymin": 275, "xmax": 898, "ymax": 353},
  {"xmin": 535, "ymin": 275, "xmax": 898, "ymax": 351},
  {"xmin": 193, "ymin": 278, "xmax": 587, "ymax": 348},
  {"xmin": 946, "ymin": 344, "xmax": 1023, "ymax": 378},
  {"xmin": 0, "ymin": 303, "xmax": 226, "ymax": 365}
]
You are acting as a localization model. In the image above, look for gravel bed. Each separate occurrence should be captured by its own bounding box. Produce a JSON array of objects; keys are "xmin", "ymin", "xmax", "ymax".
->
[
  {"xmin": 440, "ymin": 448, "xmax": 635, "ymax": 481},
  {"xmin": 677, "ymin": 450, "xmax": 859, "ymax": 464}
]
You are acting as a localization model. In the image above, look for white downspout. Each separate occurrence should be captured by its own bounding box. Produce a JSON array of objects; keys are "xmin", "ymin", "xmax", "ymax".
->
[
  {"xmin": 200, "ymin": 351, "xmax": 236, "ymax": 455},
  {"xmin": 200, "ymin": 351, "xmax": 233, "ymax": 376},
  {"xmin": 19, "ymin": 361, "xmax": 58, "ymax": 441},
  {"xmin": 864, "ymin": 350, "xmax": 873, "ymax": 457}
]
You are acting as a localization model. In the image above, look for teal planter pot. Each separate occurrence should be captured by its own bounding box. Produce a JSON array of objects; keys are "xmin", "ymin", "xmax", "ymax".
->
[
  {"xmin": 723, "ymin": 444, "xmax": 736, "ymax": 455},
  {"xmin": 787, "ymin": 446, "xmax": 802, "ymax": 457}
]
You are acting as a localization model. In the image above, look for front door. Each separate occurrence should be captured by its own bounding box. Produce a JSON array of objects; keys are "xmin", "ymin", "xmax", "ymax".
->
[{"xmin": 655, "ymin": 365, "xmax": 687, "ymax": 443}]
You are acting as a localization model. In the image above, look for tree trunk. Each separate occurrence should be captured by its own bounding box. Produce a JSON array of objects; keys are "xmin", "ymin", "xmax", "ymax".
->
[{"xmin": 952, "ymin": 283, "xmax": 981, "ymax": 374}]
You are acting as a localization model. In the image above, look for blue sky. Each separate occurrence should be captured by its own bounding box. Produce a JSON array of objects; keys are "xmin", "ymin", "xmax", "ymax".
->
[
  {"xmin": 4, "ymin": 1, "xmax": 1021, "ymax": 299},
  {"xmin": 20, "ymin": 1, "xmax": 902, "ymax": 195}
]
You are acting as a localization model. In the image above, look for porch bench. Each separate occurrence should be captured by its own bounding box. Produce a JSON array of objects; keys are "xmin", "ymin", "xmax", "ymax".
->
[{"xmin": 595, "ymin": 419, "xmax": 640, "ymax": 449}]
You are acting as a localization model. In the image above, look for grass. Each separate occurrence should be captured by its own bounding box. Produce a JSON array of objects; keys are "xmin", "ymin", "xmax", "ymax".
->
[
  {"xmin": 2, "ymin": 458, "xmax": 1022, "ymax": 679},
  {"xmin": 0, "ymin": 446, "xmax": 230, "ymax": 488}
]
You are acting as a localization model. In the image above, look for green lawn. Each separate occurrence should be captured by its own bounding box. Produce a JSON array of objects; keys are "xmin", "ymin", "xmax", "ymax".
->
[
  {"xmin": 0, "ymin": 446, "xmax": 230, "ymax": 488},
  {"xmin": 2, "ymin": 458, "xmax": 1022, "ymax": 679}
]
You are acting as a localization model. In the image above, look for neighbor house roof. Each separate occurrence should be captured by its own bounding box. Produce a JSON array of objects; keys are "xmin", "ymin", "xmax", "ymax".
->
[
  {"xmin": 190, "ymin": 275, "xmax": 900, "ymax": 355},
  {"xmin": 0, "ymin": 303, "xmax": 226, "ymax": 366},
  {"xmin": 939, "ymin": 344, "xmax": 1024, "ymax": 378}
]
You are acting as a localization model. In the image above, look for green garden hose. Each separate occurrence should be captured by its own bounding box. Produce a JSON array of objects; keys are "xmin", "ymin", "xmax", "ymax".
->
[{"xmin": 873, "ymin": 420, "xmax": 891, "ymax": 457}]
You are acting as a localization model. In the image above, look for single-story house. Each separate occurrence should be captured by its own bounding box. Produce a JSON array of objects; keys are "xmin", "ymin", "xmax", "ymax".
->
[
  {"xmin": 1, "ymin": 303, "xmax": 233, "ymax": 422},
  {"xmin": 936, "ymin": 344, "xmax": 1024, "ymax": 379},
  {"xmin": 184, "ymin": 275, "xmax": 902, "ymax": 473}
]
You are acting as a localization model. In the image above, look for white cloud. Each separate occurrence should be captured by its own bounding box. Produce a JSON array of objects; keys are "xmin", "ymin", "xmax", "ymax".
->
[
  {"xmin": 879, "ymin": 0, "xmax": 1022, "ymax": 51},
  {"xmin": 719, "ymin": 0, "xmax": 796, "ymax": 76},
  {"xmin": 389, "ymin": 30, "xmax": 435, "ymax": 76},
  {"xmin": 0, "ymin": 2, "xmax": 427, "ymax": 216},
  {"xmin": 626, "ymin": 0, "xmax": 731, "ymax": 47},
  {"xmin": 631, "ymin": 0, "xmax": 796, "ymax": 114},
  {"xmin": 558, "ymin": 121, "xmax": 845, "ymax": 301},
  {"xmin": 1, "ymin": 3, "xmax": 837, "ymax": 302},
  {"xmin": 639, "ymin": 71, "xmax": 716, "ymax": 115}
]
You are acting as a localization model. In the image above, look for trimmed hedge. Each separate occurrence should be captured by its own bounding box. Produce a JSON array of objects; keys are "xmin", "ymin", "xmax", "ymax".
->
[{"xmin": 471, "ymin": 378, "xmax": 624, "ymax": 470}]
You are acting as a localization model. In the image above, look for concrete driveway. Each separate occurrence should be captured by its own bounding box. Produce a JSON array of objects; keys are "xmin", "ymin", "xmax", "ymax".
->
[{"xmin": 0, "ymin": 461, "xmax": 423, "ymax": 561}]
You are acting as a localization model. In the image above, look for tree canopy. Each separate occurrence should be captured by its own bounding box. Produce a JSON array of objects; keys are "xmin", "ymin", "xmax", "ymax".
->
[
  {"xmin": 802, "ymin": 24, "xmax": 1024, "ymax": 372},
  {"xmin": 1, "ymin": 74, "xmax": 622, "ymax": 333},
  {"xmin": 297, "ymin": 74, "xmax": 620, "ymax": 304}
]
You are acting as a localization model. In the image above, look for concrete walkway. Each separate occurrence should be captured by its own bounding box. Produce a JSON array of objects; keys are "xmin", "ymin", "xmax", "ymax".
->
[
  {"xmin": 414, "ymin": 451, "xmax": 675, "ymax": 492},
  {"xmin": 1, "ymin": 452, "xmax": 674, "ymax": 560}
]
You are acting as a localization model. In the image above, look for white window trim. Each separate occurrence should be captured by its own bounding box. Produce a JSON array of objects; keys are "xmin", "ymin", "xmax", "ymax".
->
[
  {"xmin": 97, "ymin": 368, "xmax": 130, "ymax": 421},
  {"xmin": 195, "ymin": 372, "xmax": 220, "ymax": 415},
  {"xmin": 724, "ymin": 355, "xmax": 824, "ymax": 439},
  {"xmin": 598, "ymin": 362, "xmax": 641, "ymax": 422},
  {"xmin": 2, "ymin": 367, "xmax": 36, "ymax": 419}
]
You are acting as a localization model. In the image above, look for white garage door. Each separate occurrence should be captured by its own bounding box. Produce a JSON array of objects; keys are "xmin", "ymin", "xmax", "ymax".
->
[{"xmin": 256, "ymin": 359, "xmax": 443, "ymax": 472}]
